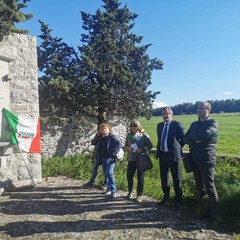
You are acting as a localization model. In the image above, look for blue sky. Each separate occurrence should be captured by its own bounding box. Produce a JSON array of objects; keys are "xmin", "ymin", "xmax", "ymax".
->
[{"xmin": 19, "ymin": 0, "xmax": 240, "ymax": 107}]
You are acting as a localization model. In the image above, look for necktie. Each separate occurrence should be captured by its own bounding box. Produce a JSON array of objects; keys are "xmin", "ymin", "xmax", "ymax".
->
[{"xmin": 161, "ymin": 123, "xmax": 168, "ymax": 152}]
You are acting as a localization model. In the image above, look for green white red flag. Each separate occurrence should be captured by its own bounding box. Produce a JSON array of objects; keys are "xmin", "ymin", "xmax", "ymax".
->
[{"xmin": 3, "ymin": 108, "xmax": 41, "ymax": 153}]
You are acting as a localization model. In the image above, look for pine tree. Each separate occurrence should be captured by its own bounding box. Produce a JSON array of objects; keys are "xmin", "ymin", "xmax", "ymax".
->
[
  {"xmin": 37, "ymin": 0, "xmax": 163, "ymax": 125},
  {"xmin": 38, "ymin": 20, "xmax": 93, "ymax": 120},
  {"xmin": 79, "ymin": 0, "xmax": 163, "ymax": 125},
  {"xmin": 0, "ymin": 0, "xmax": 33, "ymax": 35}
]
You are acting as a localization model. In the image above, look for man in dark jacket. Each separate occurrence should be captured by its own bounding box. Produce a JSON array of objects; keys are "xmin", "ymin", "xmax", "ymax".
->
[
  {"xmin": 156, "ymin": 106, "xmax": 185, "ymax": 209},
  {"xmin": 184, "ymin": 101, "xmax": 219, "ymax": 219},
  {"xmin": 84, "ymin": 132, "xmax": 105, "ymax": 188}
]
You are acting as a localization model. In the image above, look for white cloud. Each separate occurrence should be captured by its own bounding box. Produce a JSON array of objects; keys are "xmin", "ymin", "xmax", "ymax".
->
[
  {"xmin": 217, "ymin": 91, "xmax": 235, "ymax": 97},
  {"xmin": 223, "ymin": 91, "xmax": 235, "ymax": 96},
  {"xmin": 152, "ymin": 101, "xmax": 168, "ymax": 109}
]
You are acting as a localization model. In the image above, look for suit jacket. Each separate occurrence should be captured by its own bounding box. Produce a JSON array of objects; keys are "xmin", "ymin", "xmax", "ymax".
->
[{"xmin": 156, "ymin": 120, "xmax": 185, "ymax": 161}]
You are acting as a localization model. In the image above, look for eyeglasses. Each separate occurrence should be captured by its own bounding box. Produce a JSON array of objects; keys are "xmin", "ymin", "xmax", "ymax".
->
[
  {"xmin": 162, "ymin": 112, "xmax": 170, "ymax": 115},
  {"xmin": 130, "ymin": 124, "xmax": 138, "ymax": 127}
]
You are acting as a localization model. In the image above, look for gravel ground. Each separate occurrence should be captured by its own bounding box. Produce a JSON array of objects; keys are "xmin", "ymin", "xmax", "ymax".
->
[{"xmin": 0, "ymin": 176, "xmax": 233, "ymax": 240}]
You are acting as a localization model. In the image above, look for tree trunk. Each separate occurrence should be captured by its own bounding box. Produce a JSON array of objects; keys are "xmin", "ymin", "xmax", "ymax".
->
[{"xmin": 98, "ymin": 105, "xmax": 108, "ymax": 126}]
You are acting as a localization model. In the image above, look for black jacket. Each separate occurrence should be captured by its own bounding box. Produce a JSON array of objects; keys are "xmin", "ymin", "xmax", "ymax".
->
[{"xmin": 184, "ymin": 118, "xmax": 218, "ymax": 164}]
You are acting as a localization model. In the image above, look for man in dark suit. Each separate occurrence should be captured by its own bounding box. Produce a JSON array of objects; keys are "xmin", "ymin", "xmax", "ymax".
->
[{"xmin": 156, "ymin": 106, "xmax": 185, "ymax": 209}]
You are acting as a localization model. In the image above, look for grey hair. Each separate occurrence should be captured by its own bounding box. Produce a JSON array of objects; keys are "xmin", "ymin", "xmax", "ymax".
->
[{"xmin": 161, "ymin": 106, "xmax": 173, "ymax": 115}]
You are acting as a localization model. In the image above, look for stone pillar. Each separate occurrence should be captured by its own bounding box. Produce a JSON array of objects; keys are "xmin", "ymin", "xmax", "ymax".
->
[{"xmin": 0, "ymin": 34, "xmax": 41, "ymax": 190}]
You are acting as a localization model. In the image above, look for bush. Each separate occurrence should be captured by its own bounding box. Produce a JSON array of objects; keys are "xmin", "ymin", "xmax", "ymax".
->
[{"xmin": 42, "ymin": 153, "xmax": 94, "ymax": 180}]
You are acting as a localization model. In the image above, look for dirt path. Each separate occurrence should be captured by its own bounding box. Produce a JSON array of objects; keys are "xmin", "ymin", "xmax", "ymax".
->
[{"xmin": 0, "ymin": 176, "xmax": 232, "ymax": 240}]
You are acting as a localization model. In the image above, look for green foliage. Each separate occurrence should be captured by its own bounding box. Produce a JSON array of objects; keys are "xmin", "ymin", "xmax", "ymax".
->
[
  {"xmin": 37, "ymin": 0, "xmax": 163, "ymax": 125},
  {"xmin": 214, "ymin": 157, "xmax": 240, "ymax": 233},
  {"xmin": 79, "ymin": 0, "xmax": 163, "ymax": 125},
  {"xmin": 42, "ymin": 153, "xmax": 94, "ymax": 180},
  {"xmin": 79, "ymin": 0, "xmax": 162, "ymax": 123},
  {"xmin": 38, "ymin": 20, "xmax": 91, "ymax": 120},
  {"xmin": 0, "ymin": 0, "xmax": 33, "ymax": 35},
  {"xmin": 233, "ymin": 234, "xmax": 240, "ymax": 240}
]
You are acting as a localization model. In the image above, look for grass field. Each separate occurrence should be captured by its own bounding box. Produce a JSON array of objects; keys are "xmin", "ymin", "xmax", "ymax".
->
[{"xmin": 139, "ymin": 112, "xmax": 240, "ymax": 155}]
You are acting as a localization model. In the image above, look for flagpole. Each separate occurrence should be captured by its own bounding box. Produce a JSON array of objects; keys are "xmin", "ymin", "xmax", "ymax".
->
[{"xmin": 18, "ymin": 145, "xmax": 37, "ymax": 190}]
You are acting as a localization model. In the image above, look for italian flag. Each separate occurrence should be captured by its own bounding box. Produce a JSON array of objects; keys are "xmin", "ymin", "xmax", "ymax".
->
[{"xmin": 3, "ymin": 108, "xmax": 41, "ymax": 153}]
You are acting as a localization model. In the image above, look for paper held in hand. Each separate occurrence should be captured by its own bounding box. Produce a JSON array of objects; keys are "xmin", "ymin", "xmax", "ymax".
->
[
  {"xmin": 116, "ymin": 148, "xmax": 124, "ymax": 160},
  {"xmin": 130, "ymin": 143, "xmax": 138, "ymax": 152}
]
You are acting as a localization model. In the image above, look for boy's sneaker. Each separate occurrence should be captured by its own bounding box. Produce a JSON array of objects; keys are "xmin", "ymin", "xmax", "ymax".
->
[
  {"xmin": 112, "ymin": 193, "xmax": 117, "ymax": 199},
  {"xmin": 102, "ymin": 185, "xmax": 108, "ymax": 191},
  {"xmin": 136, "ymin": 195, "xmax": 143, "ymax": 203},
  {"xmin": 127, "ymin": 191, "xmax": 134, "ymax": 200},
  {"xmin": 105, "ymin": 190, "xmax": 111, "ymax": 196}
]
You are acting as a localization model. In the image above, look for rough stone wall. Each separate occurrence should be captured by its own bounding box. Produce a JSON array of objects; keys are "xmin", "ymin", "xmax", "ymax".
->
[
  {"xmin": 41, "ymin": 117, "xmax": 128, "ymax": 158},
  {"xmin": 0, "ymin": 34, "xmax": 41, "ymax": 189}
]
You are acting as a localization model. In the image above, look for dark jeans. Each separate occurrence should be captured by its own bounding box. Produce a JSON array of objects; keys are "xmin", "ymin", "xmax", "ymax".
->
[
  {"xmin": 193, "ymin": 162, "xmax": 218, "ymax": 218},
  {"xmin": 89, "ymin": 158, "xmax": 105, "ymax": 185},
  {"xmin": 159, "ymin": 152, "xmax": 182, "ymax": 202},
  {"xmin": 127, "ymin": 161, "xmax": 145, "ymax": 196}
]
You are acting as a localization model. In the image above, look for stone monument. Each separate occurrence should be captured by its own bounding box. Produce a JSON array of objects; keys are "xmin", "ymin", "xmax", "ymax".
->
[{"xmin": 0, "ymin": 34, "xmax": 42, "ymax": 192}]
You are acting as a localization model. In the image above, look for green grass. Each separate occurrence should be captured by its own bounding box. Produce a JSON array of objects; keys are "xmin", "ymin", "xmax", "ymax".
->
[{"xmin": 139, "ymin": 112, "xmax": 240, "ymax": 155}]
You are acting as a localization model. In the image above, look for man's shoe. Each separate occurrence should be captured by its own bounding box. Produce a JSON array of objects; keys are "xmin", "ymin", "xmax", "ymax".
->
[
  {"xmin": 127, "ymin": 191, "xmax": 134, "ymax": 200},
  {"xmin": 136, "ymin": 195, "xmax": 143, "ymax": 203},
  {"xmin": 83, "ymin": 182, "xmax": 94, "ymax": 188},
  {"xmin": 158, "ymin": 198, "xmax": 169, "ymax": 206}
]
